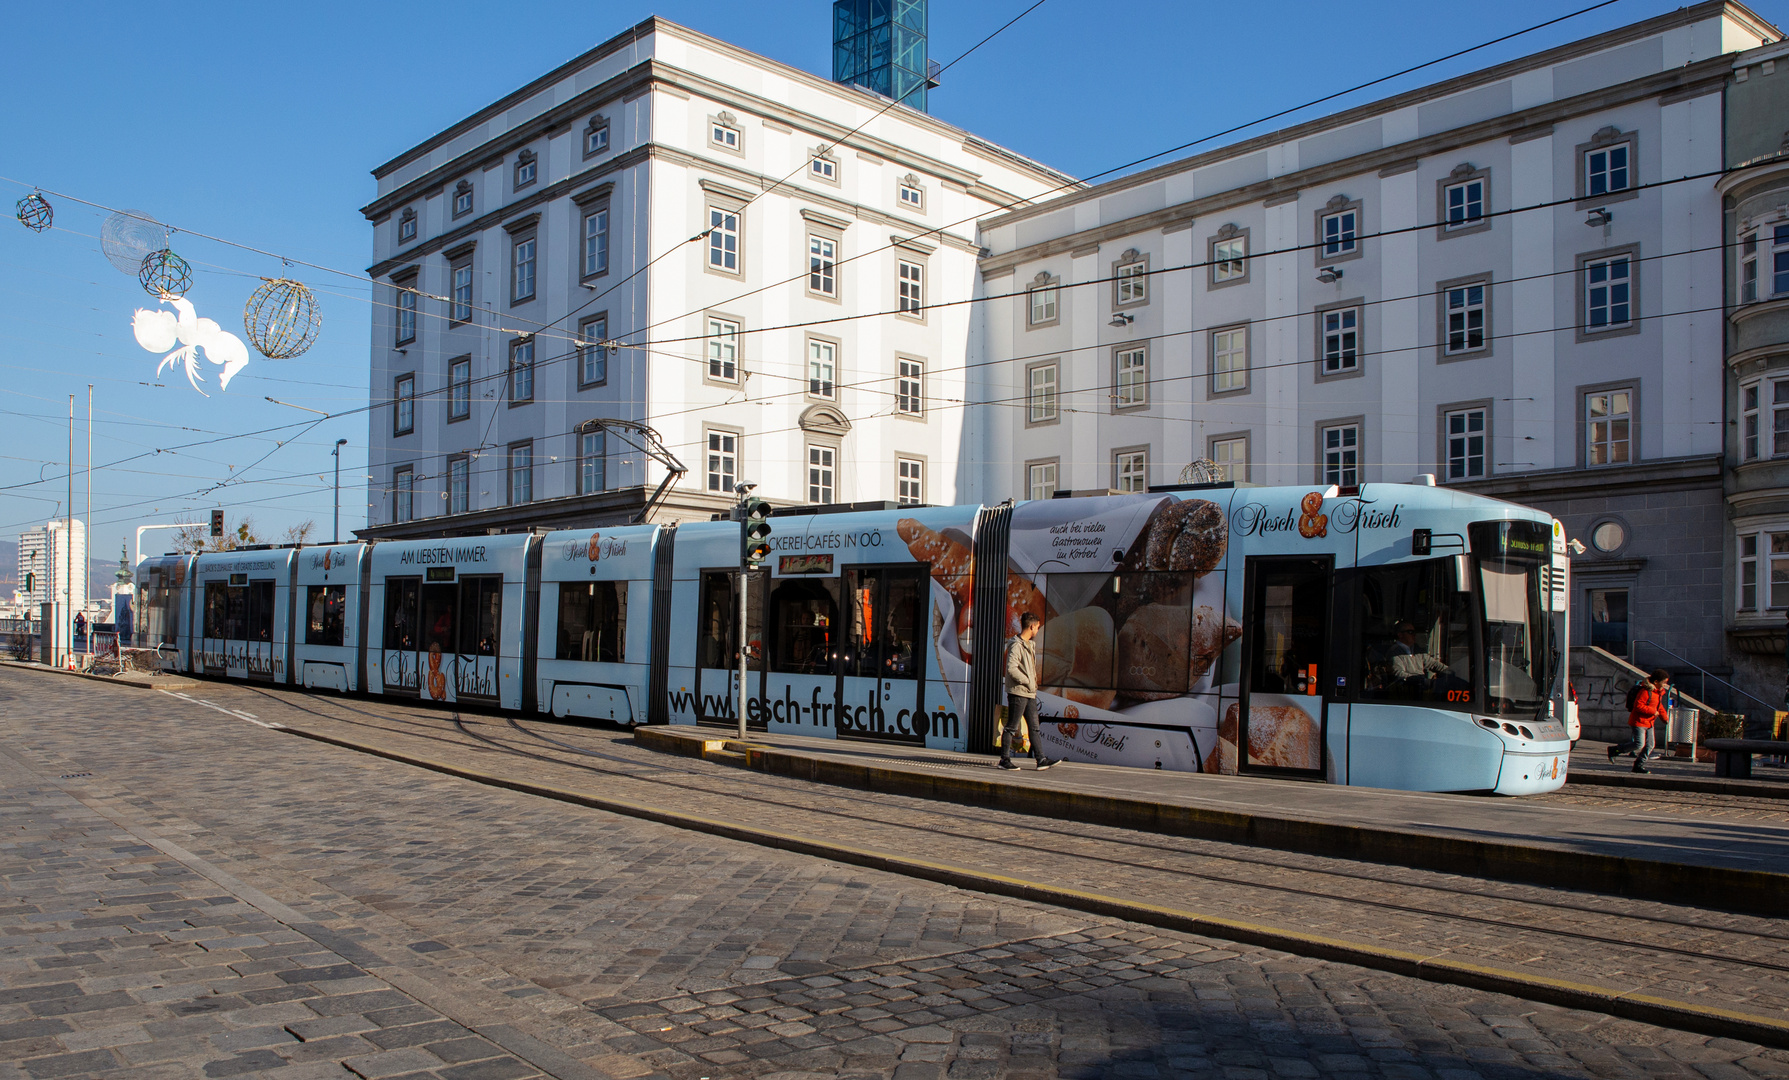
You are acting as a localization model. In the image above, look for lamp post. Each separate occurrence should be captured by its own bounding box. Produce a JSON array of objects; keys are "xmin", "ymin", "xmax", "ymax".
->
[{"xmin": 333, "ymin": 439, "xmax": 348, "ymax": 544}]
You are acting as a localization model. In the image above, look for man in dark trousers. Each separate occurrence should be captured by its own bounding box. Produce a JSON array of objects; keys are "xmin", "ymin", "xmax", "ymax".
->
[
  {"xmin": 1001, "ymin": 612, "xmax": 1059, "ymax": 771},
  {"xmin": 1609, "ymin": 669, "xmax": 1669, "ymax": 773}
]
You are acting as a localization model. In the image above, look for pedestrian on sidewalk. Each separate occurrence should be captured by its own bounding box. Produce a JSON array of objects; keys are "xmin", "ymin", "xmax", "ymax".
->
[
  {"xmin": 1002, "ymin": 612, "xmax": 1058, "ymax": 772},
  {"xmin": 1609, "ymin": 669, "xmax": 1670, "ymax": 773}
]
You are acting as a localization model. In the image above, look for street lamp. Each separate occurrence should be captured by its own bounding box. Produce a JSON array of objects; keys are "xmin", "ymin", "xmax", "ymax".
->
[{"xmin": 333, "ymin": 439, "xmax": 348, "ymax": 544}]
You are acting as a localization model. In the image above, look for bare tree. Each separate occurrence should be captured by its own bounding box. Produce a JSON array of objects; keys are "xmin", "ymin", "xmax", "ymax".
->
[
  {"xmin": 171, "ymin": 515, "xmax": 261, "ymax": 553},
  {"xmin": 281, "ymin": 520, "xmax": 317, "ymax": 545}
]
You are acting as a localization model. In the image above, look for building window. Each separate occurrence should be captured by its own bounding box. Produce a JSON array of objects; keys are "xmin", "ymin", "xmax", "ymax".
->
[
  {"xmin": 1583, "ymin": 254, "xmax": 1632, "ymax": 331},
  {"xmin": 1584, "ymin": 142, "xmax": 1629, "ymax": 198},
  {"xmin": 1444, "ymin": 178, "xmax": 1484, "ymax": 230},
  {"xmin": 514, "ymin": 150, "xmax": 537, "ymax": 190},
  {"xmin": 508, "ymin": 442, "xmax": 533, "ymax": 505},
  {"xmin": 898, "ymin": 179, "xmax": 924, "ymax": 209},
  {"xmin": 452, "ymin": 181, "xmax": 473, "ymax": 218},
  {"xmin": 1114, "ymin": 346, "xmax": 1148, "ymax": 409},
  {"xmin": 808, "ymin": 234, "xmax": 836, "ymax": 297},
  {"xmin": 1741, "ymin": 224, "xmax": 1789, "ymax": 302},
  {"xmin": 448, "ymin": 455, "xmax": 469, "ymax": 515},
  {"xmin": 578, "ymin": 315, "xmax": 608, "ymax": 387},
  {"xmin": 1588, "ymin": 588, "xmax": 1629, "ymax": 656},
  {"xmin": 511, "ymin": 235, "xmax": 536, "ymax": 303},
  {"xmin": 808, "ymin": 339, "xmax": 836, "ymax": 399},
  {"xmin": 1114, "ymin": 449, "xmax": 1148, "ymax": 494},
  {"xmin": 711, "ymin": 120, "xmax": 739, "ymax": 149},
  {"xmin": 1028, "ymin": 461, "xmax": 1058, "ymax": 501},
  {"xmin": 583, "ymin": 207, "xmax": 609, "ymax": 278},
  {"xmin": 1211, "ymin": 227, "xmax": 1248, "ymax": 286},
  {"xmin": 709, "ymin": 207, "xmax": 739, "ymax": 273},
  {"xmin": 1210, "ymin": 436, "xmax": 1247, "ymax": 483},
  {"xmin": 810, "ymin": 155, "xmax": 836, "ymax": 181},
  {"xmin": 898, "ymin": 260, "xmax": 924, "ymax": 315},
  {"xmin": 807, "ymin": 445, "xmax": 835, "ymax": 504},
  {"xmin": 1443, "ymin": 280, "xmax": 1487, "ymax": 355},
  {"xmin": 395, "ymin": 282, "xmax": 416, "ymax": 346},
  {"xmin": 1740, "ymin": 378, "xmax": 1789, "ymax": 461},
  {"xmin": 1741, "ymin": 534, "xmax": 1758, "ymax": 611},
  {"xmin": 1734, "ymin": 532, "xmax": 1789, "ymax": 613},
  {"xmin": 448, "ymin": 358, "xmax": 471, "ymax": 421},
  {"xmin": 1321, "ymin": 423, "xmax": 1359, "ymax": 486},
  {"xmin": 1027, "ymin": 361, "xmax": 1059, "ymax": 424},
  {"xmin": 450, "ymin": 260, "xmax": 473, "ymax": 323},
  {"xmin": 1027, "ymin": 274, "xmax": 1059, "ymax": 326},
  {"xmin": 1320, "ymin": 307, "xmax": 1359, "ymax": 374},
  {"xmin": 706, "ymin": 430, "xmax": 738, "ymax": 493},
  {"xmin": 509, "ymin": 338, "xmax": 534, "ymax": 404},
  {"xmin": 897, "ymin": 358, "xmax": 923, "ymax": 416},
  {"xmin": 1321, "ymin": 203, "xmax": 1358, "ymax": 258},
  {"xmin": 1585, "ymin": 388, "xmax": 1632, "ymax": 467},
  {"xmin": 1444, "ymin": 407, "xmax": 1486, "ymax": 480},
  {"xmin": 398, "ymin": 208, "xmax": 417, "ymax": 244},
  {"xmin": 393, "ymin": 374, "xmax": 414, "ymax": 436},
  {"xmin": 1115, "ymin": 253, "xmax": 1147, "ymax": 306},
  {"xmin": 897, "ymin": 458, "xmax": 923, "ymax": 505},
  {"xmin": 393, "ymin": 466, "xmax": 414, "ymax": 523},
  {"xmin": 584, "ymin": 116, "xmax": 609, "ymax": 157},
  {"xmin": 707, "ymin": 318, "xmax": 739, "ymax": 382},
  {"xmin": 1211, "ymin": 326, "xmax": 1248, "ymax": 394},
  {"xmin": 579, "ymin": 426, "xmax": 606, "ymax": 495}
]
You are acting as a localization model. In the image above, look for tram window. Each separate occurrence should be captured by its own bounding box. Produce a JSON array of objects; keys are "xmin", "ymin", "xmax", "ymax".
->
[
  {"xmin": 205, "ymin": 583, "xmax": 229, "ymax": 639},
  {"xmin": 1039, "ymin": 573, "xmax": 1119, "ymax": 692},
  {"xmin": 1112, "ymin": 572, "xmax": 1192, "ymax": 698},
  {"xmin": 881, "ymin": 571, "xmax": 922, "ymax": 680},
  {"xmin": 247, "ymin": 580, "xmax": 275, "ymax": 642},
  {"xmin": 459, "ymin": 576, "xmax": 502, "ymax": 656},
  {"xmin": 771, "ymin": 577, "xmax": 841, "ymax": 676},
  {"xmin": 421, "ymin": 583, "xmax": 455, "ymax": 653},
  {"xmin": 698, "ymin": 571, "xmax": 764, "ymax": 670},
  {"xmin": 1355, "ymin": 561, "xmax": 1472, "ymax": 707},
  {"xmin": 386, "ymin": 578, "xmax": 420, "ymax": 651},
  {"xmin": 557, "ymin": 581, "xmax": 626, "ymax": 662},
  {"xmin": 841, "ymin": 568, "xmax": 925, "ymax": 680},
  {"xmin": 306, "ymin": 585, "xmax": 346, "ymax": 647}
]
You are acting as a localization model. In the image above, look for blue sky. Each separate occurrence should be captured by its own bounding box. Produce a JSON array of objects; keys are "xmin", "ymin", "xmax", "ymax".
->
[{"xmin": 1, "ymin": 0, "xmax": 1781, "ymax": 568}]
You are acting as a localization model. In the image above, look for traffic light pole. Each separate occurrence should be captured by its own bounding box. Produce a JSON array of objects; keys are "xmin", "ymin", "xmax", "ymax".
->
[{"xmin": 733, "ymin": 484, "xmax": 774, "ymax": 740}]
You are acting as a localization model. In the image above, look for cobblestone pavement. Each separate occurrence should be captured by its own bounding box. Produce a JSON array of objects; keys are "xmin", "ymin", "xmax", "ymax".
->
[{"xmin": 2, "ymin": 668, "xmax": 1788, "ymax": 1080}]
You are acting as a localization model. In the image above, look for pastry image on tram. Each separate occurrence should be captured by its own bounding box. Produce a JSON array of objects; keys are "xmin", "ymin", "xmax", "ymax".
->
[{"xmin": 1208, "ymin": 698, "xmax": 1322, "ymax": 774}]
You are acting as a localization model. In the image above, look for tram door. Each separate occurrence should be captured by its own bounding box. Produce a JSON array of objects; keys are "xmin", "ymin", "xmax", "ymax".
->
[
  {"xmin": 839, "ymin": 567, "xmax": 927, "ymax": 742},
  {"xmin": 1238, "ymin": 556, "xmax": 1332, "ymax": 776},
  {"xmin": 202, "ymin": 575, "xmax": 277, "ymax": 680},
  {"xmin": 384, "ymin": 572, "xmax": 502, "ymax": 703},
  {"xmin": 695, "ymin": 570, "xmax": 765, "ymax": 728}
]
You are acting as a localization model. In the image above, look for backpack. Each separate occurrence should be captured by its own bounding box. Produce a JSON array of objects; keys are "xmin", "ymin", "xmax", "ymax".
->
[{"xmin": 1624, "ymin": 682, "xmax": 1642, "ymax": 711}]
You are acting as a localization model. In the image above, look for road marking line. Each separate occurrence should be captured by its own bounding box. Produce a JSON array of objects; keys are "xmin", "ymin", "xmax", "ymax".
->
[{"xmin": 160, "ymin": 690, "xmax": 286, "ymax": 729}]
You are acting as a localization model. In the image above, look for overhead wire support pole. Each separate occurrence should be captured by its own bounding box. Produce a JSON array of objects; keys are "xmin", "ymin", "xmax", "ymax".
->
[
  {"xmin": 66, "ymin": 395, "xmax": 73, "ymax": 670},
  {"xmin": 86, "ymin": 384, "xmax": 92, "ymax": 655}
]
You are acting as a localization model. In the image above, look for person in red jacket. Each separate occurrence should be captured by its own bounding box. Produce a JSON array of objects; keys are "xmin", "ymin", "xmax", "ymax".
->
[{"xmin": 1608, "ymin": 669, "xmax": 1670, "ymax": 773}]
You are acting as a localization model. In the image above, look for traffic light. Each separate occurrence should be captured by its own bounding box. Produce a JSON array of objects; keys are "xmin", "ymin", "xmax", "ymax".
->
[
  {"xmin": 23, "ymin": 572, "xmax": 33, "ymax": 593},
  {"xmin": 741, "ymin": 497, "xmax": 772, "ymax": 568},
  {"xmin": 210, "ymin": 509, "xmax": 225, "ymax": 537}
]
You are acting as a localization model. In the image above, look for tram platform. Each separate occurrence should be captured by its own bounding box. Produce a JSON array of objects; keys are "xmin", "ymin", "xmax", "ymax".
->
[{"xmin": 633, "ymin": 724, "xmax": 1789, "ymax": 919}]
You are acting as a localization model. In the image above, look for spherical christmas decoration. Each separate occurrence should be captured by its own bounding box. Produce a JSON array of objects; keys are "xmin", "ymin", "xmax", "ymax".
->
[
  {"xmin": 243, "ymin": 277, "xmax": 321, "ymax": 359},
  {"xmin": 15, "ymin": 193, "xmax": 52, "ymax": 232},
  {"xmin": 138, "ymin": 249, "xmax": 193, "ymax": 298}
]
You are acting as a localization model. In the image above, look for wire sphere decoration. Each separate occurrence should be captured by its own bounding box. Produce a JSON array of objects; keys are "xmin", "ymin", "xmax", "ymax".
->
[
  {"xmin": 138, "ymin": 249, "xmax": 194, "ymax": 298},
  {"xmin": 102, "ymin": 209, "xmax": 168, "ymax": 275},
  {"xmin": 243, "ymin": 277, "xmax": 321, "ymax": 359},
  {"xmin": 15, "ymin": 193, "xmax": 52, "ymax": 232},
  {"xmin": 1178, "ymin": 459, "xmax": 1225, "ymax": 485}
]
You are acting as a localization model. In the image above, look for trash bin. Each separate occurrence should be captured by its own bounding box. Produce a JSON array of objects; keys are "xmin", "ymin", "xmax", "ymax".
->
[{"xmin": 1667, "ymin": 708, "xmax": 1698, "ymax": 755}]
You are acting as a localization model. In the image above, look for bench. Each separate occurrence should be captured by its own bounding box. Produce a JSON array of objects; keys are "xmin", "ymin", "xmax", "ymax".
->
[{"xmin": 1703, "ymin": 738, "xmax": 1789, "ymax": 779}]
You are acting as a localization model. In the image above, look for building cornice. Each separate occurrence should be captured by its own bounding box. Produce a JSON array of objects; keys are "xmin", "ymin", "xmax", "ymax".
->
[
  {"xmin": 1448, "ymin": 454, "xmax": 1723, "ymax": 501},
  {"xmin": 1727, "ymin": 341, "xmax": 1789, "ymax": 368},
  {"xmin": 1716, "ymin": 155, "xmax": 1789, "ymax": 196},
  {"xmin": 1730, "ymin": 295, "xmax": 1789, "ymax": 330}
]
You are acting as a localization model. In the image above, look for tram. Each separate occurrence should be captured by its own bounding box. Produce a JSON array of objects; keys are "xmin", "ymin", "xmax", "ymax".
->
[{"xmin": 135, "ymin": 481, "xmax": 1572, "ymax": 795}]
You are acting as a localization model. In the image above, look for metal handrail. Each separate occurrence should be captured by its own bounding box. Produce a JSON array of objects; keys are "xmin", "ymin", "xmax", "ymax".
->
[{"xmin": 1630, "ymin": 639, "xmax": 1778, "ymax": 714}]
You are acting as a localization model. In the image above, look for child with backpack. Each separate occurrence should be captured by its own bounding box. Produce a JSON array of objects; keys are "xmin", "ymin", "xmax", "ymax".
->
[{"xmin": 1609, "ymin": 670, "xmax": 1670, "ymax": 773}]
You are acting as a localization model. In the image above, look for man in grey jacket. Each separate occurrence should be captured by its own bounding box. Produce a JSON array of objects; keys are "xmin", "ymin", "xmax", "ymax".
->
[{"xmin": 1002, "ymin": 612, "xmax": 1058, "ymax": 771}]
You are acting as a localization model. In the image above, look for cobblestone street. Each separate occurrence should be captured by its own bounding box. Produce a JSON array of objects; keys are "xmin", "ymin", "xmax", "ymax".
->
[{"xmin": 4, "ymin": 668, "xmax": 1788, "ymax": 1079}]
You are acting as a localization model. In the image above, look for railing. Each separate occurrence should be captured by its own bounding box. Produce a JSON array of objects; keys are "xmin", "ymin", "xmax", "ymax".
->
[{"xmin": 1629, "ymin": 639, "xmax": 1778, "ymax": 716}]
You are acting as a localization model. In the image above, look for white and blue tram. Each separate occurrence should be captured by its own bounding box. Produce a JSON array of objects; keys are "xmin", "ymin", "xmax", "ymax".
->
[{"xmin": 136, "ymin": 482, "xmax": 1572, "ymax": 795}]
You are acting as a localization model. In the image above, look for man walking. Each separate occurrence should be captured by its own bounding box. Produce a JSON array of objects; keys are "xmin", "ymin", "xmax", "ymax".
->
[
  {"xmin": 1609, "ymin": 669, "xmax": 1670, "ymax": 774},
  {"xmin": 1002, "ymin": 612, "xmax": 1059, "ymax": 771}
]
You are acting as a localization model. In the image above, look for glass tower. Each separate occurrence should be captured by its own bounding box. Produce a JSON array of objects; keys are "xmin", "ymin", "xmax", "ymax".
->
[{"xmin": 833, "ymin": 0, "xmax": 936, "ymax": 113}]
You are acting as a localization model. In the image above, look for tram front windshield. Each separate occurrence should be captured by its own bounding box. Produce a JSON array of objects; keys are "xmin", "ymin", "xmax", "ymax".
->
[{"xmin": 1470, "ymin": 520, "xmax": 1553, "ymax": 717}]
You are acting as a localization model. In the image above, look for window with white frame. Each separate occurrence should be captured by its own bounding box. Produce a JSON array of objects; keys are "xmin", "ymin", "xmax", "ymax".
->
[
  {"xmin": 810, "ymin": 155, "xmax": 836, "ymax": 181},
  {"xmin": 1027, "ymin": 362, "xmax": 1059, "ymax": 423},
  {"xmin": 1321, "ymin": 206, "xmax": 1358, "ymax": 257},
  {"xmin": 808, "ymin": 340, "xmax": 836, "ymax": 399},
  {"xmin": 514, "ymin": 150, "xmax": 537, "ymax": 189},
  {"xmin": 1741, "ymin": 224, "xmax": 1789, "ymax": 303},
  {"xmin": 508, "ymin": 441, "xmax": 533, "ymax": 504},
  {"xmin": 896, "ymin": 358, "xmax": 923, "ymax": 416},
  {"xmin": 1444, "ymin": 177, "xmax": 1485, "ymax": 230},
  {"xmin": 1211, "ymin": 326, "xmax": 1248, "ymax": 393},
  {"xmin": 1444, "ymin": 407, "xmax": 1487, "ymax": 480},
  {"xmin": 808, "ymin": 235, "xmax": 836, "ymax": 296},
  {"xmin": 1210, "ymin": 437, "xmax": 1247, "ymax": 483},
  {"xmin": 1115, "ymin": 259, "xmax": 1147, "ymax": 305},
  {"xmin": 1584, "ymin": 142, "xmax": 1630, "ymax": 197},
  {"xmin": 583, "ymin": 207, "xmax": 609, "ymax": 278},
  {"xmin": 707, "ymin": 318, "xmax": 739, "ymax": 382},
  {"xmin": 1443, "ymin": 281, "xmax": 1487, "ymax": 355},
  {"xmin": 1321, "ymin": 423, "xmax": 1359, "ymax": 486},
  {"xmin": 1028, "ymin": 461, "xmax": 1058, "ymax": 501},
  {"xmin": 711, "ymin": 120, "xmax": 739, "ymax": 149},
  {"xmin": 1584, "ymin": 253, "xmax": 1632, "ymax": 331},
  {"xmin": 1321, "ymin": 307, "xmax": 1359, "ymax": 374},
  {"xmin": 393, "ymin": 466, "xmax": 414, "ymax": 523},
  {"xmin": 1114, "ymin": 346, "xmax": 1147, "ymax": 408},
  {"xmin": 1740, "ymin": 534, "xmax": 1759, "ymax": 612},
  {"xmin": 706, "ymin": 430, "xmax": 737, "ymax": 493},
  {"xmin": 1740, "ymin": 378, "xmax": 1789, "ymax": 461},
  {"xmin": 448, "ymin": 456, "xmax": 469, "ymax": 515},
  {"xmin": 1585, "ymin": 388, "xmax": 1632, "ymax": 467},
  {"xmin": 449, "ymin": 358, "xmax": 470, "ymax": 421},
  {"xmin": 1736, "ymin": 530, "xmax": 1789, "ymax": 613},
  {"xmin": 1027, "ymin": 277, "xmax": 1058, "ymax": 325},
  {"xmin": 708, "ymin": 207, "xmax": 739, "ymax": 273},
  {"xmin": 509, "ymin": 338, "xmax": 534, "ymax": 404},
  {"xmin": 579, "ymin": 426, "xmax": 605, "ymax": 495},
  {"xmin": 452, "ymin": 181, "xmax": 473, "ymax": 218},
  {"xmin": 398, "ymin": 208, "xmax": 417, "ymax": 244},
  {"xmin": 898, "ymin": 260, "xmax": 924, "ymax": 314},
  {"xmin": 897, "ymin": 458, "xmax": 923, "ymax": 505},
  {"xmin": 512, "ymin": 235, "xmax": 536, "ymax": 303},
  {"xmin": 578, "ymin": 315, "xmax": 608, "ymax": 386},
  {"xmin": 393, "ymin": 374, "xmax": 414, "ymax": 436},
  {"xmin": 450, "ymin": 260, "xmax": 473, "ymax": 323},
  {"xmin": 585, "ymin": 117, "xmax": 609, "ymax": 157},
  {"xmin": 1211, "ymin": 232, "xmax": 1247, "ymax": 284},
  {"xmin": 1115, "ymin": 450, "xmax": 1148, "ymax": 494},
  {"xmin": 807, "ymin": 445, "xmax": 835, "ymax": 504},
  {"xmin": 395, "ymin": 282, "xmax": 416, "ymax": 345},
  {"xmin": 898, "ymin": 180, "xmax": 923, "ymax": 209}
]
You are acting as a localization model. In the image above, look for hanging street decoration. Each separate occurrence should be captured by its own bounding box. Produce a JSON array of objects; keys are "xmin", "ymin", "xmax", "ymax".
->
[
  {"xmin": 138, "ymin": 249, "xmax": 193, "ymax": 298},
  {"xmin": 243, "ymin": 277, "xmax": 321, "ymax": 359},
  {"xmin": 15, "ymin": 192, "xmax": 52, "ymax": 232},
  {"xmin": 101, "ymin": 209, "xmax": 167, "ymax": 275},
  {"xmin": 132, "ymin": 293, "xmax": 250, "ymax": 397}
]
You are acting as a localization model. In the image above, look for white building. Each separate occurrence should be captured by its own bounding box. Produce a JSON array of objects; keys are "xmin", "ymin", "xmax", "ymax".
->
[
  {"xmin": 359, "ymin": 16, "xmax": 1075, "ymax": 537},
  {"xmin": 17, "ymin": 519, "xmax": 86, "ymax": 613}
]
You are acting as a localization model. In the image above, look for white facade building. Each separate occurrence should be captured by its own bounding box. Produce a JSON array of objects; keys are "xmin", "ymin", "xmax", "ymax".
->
[
  {"xmin": 360, "ymin": 17, "xmax": 1074, "ymax": 537},
  {"xmin": 17, "ymin": 519, "xmax": 86, "ymax": 613}
]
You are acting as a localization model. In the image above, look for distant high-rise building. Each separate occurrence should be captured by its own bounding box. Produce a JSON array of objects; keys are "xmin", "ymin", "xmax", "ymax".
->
[
  {"xmin": 17, "ymin": 519, "xmax": 86, "ymax": 612},
  {"xmin": 833, "ymin": 0, "xmax": 937, "ymax": 113}
]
